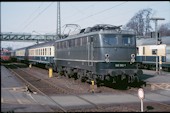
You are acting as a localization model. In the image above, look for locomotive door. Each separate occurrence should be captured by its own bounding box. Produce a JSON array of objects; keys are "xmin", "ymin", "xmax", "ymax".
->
[{"xmin": 88, "ymin": 36, "xmax": 94, "ymax": 66}]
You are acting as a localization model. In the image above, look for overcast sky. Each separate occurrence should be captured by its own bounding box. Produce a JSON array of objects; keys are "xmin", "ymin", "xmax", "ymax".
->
[{"xmin": 1, "ymin": 1, "xmax": 170, "ymax": 49}]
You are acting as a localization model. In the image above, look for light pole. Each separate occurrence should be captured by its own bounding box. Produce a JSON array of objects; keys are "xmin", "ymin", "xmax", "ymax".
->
[
  {"xmin": 150, "ymin": 18, "xmax": 165, "ymax": 74},
  {"xmin": 56, "ymin": 2, "xmax": 61, "ymax": 40}
]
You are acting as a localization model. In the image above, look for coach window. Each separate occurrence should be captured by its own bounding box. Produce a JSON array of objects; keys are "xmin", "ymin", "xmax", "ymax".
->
[
  {"xmin": 143, "ymin": 47, "xmax": 145, "ymax": 55},
  {"xmin": 152, "ymin": 49, "xmax": 157, "ymax": 55},
  {"xmin": 50, "ymin": 48, "xmax": 51, "ymax": 55},
  {"xmin": 40, "ymin": 49, "xmax": 41, "ymax": 55},
  {"xmin": 42, "ymin": 49, "xmax": 43, "ymax": 55},
  {"xmin": 47, "ymin": 48, "xmax": 49, "ymax": 55},
  {"xmin": 45, "ymin": 48, "xmax": 46, "ymax": 55},
  {"xmin": 38, "ymin": 49, "xmax": 40, "ymax": 55},
  {"xmin": 40, "ymin": 49, "xmax": 42, "ymax": 55}
]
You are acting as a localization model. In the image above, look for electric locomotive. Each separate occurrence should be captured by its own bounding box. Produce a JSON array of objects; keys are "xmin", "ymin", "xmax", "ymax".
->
[{"xmin": 53, "ymin": 24, "xmax": 143, "ymax": 85}]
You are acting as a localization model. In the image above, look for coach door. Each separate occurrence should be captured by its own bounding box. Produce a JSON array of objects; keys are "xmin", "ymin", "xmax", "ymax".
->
[{"xmin": 88, "ymin": 36, "xmax": 94, "ymax": 66}]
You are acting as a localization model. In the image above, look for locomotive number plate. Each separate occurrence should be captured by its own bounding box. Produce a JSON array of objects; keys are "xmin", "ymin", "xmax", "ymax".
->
[{"xmin": 115, "ymin": 64, "xmax": 126, "ymax": 67}]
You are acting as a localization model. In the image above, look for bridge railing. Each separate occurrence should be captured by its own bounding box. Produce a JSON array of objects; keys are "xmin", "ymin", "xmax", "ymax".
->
[{"xmin": 0, "ymin": 33, "xmax": 57, "ymax": 42}]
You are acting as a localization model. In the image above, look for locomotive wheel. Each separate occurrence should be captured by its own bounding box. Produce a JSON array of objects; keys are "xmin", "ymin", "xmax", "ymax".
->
[
  {"xmin": 64, "ymin": 71, "xmax": 69, "ymax": 78},
  {"xmin": 81, "ymin": 76, "xmax": 86, "ymax": 82}
]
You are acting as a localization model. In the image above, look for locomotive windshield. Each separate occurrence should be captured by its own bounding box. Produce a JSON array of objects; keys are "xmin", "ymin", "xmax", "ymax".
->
[
  {"xmin": 102, "ymin": 34, "xmax": 118, "ymax": 46},
  {"xmin": 122, "ymin": 35, "xmax": 134, "ymax": 46}
]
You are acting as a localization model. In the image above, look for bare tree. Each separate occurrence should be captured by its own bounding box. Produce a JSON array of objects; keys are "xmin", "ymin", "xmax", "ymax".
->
[
  {"xmin": 125, "ymin": 8, "xmax": 153, "ymax": 37},
  {"xmin": 158, "ymin": 22, "xmax": 170, "ymax": 36}
]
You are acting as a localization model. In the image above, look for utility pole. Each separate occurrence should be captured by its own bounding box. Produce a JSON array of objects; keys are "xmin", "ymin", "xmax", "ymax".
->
[
  {"xmin": 150, "ymin": 17, "xmax": 165, "ymax": 75},
  {"xmin": 56, "ymin": 2, "xmax": 61, "ymax": 40}
]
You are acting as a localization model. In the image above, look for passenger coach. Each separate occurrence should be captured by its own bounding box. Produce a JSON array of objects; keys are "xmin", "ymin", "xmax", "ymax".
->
[{"xmin": 136, "ymin": 36, "xmax": 170, "ymax": 71}]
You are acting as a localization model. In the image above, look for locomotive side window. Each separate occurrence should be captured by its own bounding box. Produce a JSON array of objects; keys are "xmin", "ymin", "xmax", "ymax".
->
[
  {"xmin": 68, "ymin": 40, "xmax": 71, "ymax": 48},
  {"xmin": 80, "ymin": 38, "xmax": 83, "ymax": 46},
  {"xmin": 102, "ymin": 34, "xmax": 117, "ymax": 46},
  {"xmin": 76, "ymin": 38, "xmax": 80, "ymax": 47},
  {"xmin": 82, "ymin": 37, "xmax": 87, "ymax": 45},
  {"xmin": 62, "ymin": 41, "xmax": 64, "ymax": 49},
  {"xmin": 122, "ymin": 35, "xmax": 133, "ymax": 45},
  {"xmin": 71, "ymin": 39, "xmax": 75, "ymax": 47}
]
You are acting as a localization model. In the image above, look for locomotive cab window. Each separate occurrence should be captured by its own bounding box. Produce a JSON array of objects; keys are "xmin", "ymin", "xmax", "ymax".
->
[
  {"xmin": 102, "ymin": 34, "xmax": 117, "ymax": 46},
  {"xmin": 122, "ymin": 35, "xmax": 134, "ymax": 45}
]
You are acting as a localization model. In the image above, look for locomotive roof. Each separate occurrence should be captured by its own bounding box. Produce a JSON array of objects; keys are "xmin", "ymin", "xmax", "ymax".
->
[
  {"xmin": 55, "ymin": 29, "xmax": 135, "ymax": 43},
  {"xmin": 136, "ymin": 36, "xmax": 170, "ymax": 46}
]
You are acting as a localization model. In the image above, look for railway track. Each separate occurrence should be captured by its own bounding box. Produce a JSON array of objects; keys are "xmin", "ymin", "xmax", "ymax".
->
[
  {"xmin": 4, "ymin": 63, "xmax": 101, "ymax": 112},
  {"xmin": 5, "ymin": 64, "xmax": 67, "ymax": 112}
]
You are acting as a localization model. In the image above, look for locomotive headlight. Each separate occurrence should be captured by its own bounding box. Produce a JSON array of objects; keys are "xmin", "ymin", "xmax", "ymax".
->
[
  {"xmin": 131, "ymin": 54, "xmax": 135, "ymax": 59},
  {"xmin": 105, "ymin": 54, "xmax": 110, "ymax": 63},
  {"xmin": 131, "ymin": 54, "xmax": 135, "ymax": 63}
]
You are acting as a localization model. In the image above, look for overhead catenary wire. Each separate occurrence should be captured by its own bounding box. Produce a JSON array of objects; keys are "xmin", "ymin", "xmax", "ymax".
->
[
  {"xmin": 70, "ymin": 3, "xmax": 105, "ymax": 24},
  {"xmin": 18, "ymin": 2, "xmax": 44, "ymax": 31},
  {"xmin": 22, "ymin": 2, "xmax": 54, "ymax": 32},
  {"xmin": 70, "ymin": 2, "xmax": 128, "ymax": 24}
]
